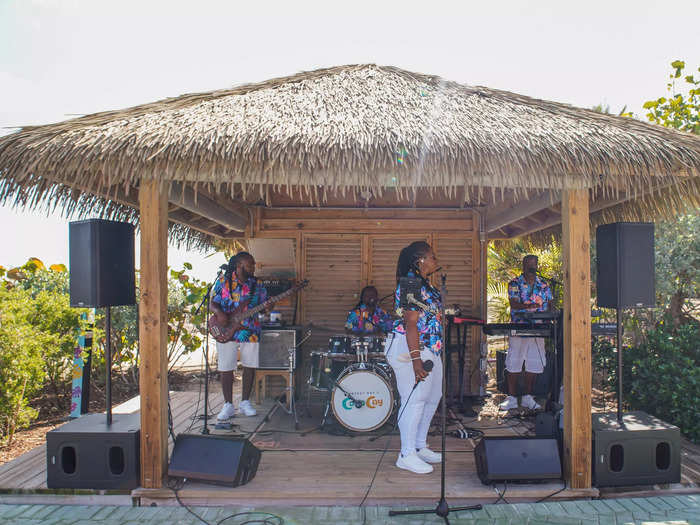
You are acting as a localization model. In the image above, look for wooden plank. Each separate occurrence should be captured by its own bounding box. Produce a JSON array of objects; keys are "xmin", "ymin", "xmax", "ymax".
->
[
  {"xmin": 138, "ymin": 179, "xmax": 169, "ymax": 489},
  {"xmin": 168, "ymin": 182, "xmax": 247, "ymax": 231},
  {"xmin": 260, "ymin": 218, "xmax": 472, "ymax": 233},
  {"xmin": 485, "ymin": 191, "xmax": 560, "ymax": 232},
  {"xmin": 261, "ymin": 208, "xmax": 474, "ymax": 221},
  {"xmin": 561, "ymin": 188, "xmax": 592, "ymax": 489}
]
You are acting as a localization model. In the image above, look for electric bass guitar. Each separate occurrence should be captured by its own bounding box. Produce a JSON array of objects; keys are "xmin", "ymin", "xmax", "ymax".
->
[{"xmin": 208, "ymin": 280, "xmax": 308, "ymax": 342}]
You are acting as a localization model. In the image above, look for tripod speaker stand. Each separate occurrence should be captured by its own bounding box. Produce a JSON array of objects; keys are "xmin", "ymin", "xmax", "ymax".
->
[{"xmin": 389, "ymin": 275, "xmax": 482, "ymax": 523}]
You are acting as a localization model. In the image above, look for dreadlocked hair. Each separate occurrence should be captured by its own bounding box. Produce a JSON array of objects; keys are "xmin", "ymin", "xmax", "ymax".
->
[
  {"xmin": 396, "ymin": 241, "xmax": 432, "ymax": 283},
  {"xmin": 353, "ymin": 285, "xmax": 378, "ymax": 310},
  {"xmin": 225, "ymin": 251, "xmax": 253, "ymax": 293}
]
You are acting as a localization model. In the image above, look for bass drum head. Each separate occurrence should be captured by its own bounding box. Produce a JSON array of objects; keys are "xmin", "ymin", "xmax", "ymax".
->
[{"xmin": 331, "ymin": 367, "xmax": 394, "ymax": 432}]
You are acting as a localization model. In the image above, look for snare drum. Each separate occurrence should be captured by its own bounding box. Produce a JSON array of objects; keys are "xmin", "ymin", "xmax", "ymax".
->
[{"xmin": 330, "ymin": 362, "xmax": 396, "ymax": 432}]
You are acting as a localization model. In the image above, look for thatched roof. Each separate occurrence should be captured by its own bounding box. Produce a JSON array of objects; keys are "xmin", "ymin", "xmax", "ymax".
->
[{"xmin": 1, "ymin": 63, "xmax": 699, "ymax": 246}]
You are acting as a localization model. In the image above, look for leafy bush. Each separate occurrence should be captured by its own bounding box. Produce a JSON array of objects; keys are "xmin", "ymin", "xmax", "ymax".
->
[
  {"xmin": 0, "ymin": 286, "xmax": 46, "ymax": 444},
  {"xmin": 593, "ymin": 319, "xmax": 699, "ymax": 442}
]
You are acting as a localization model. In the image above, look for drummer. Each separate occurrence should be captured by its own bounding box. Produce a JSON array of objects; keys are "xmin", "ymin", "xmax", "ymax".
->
[{"xmin": 345, "ymin": 286, "xmax": 393, "ymax": 335}]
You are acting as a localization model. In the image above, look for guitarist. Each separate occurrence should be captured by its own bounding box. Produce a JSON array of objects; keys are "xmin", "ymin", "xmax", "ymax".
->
[{"xmin": 211, "ymin": 252, "xmax": 268, "ymax": 420}]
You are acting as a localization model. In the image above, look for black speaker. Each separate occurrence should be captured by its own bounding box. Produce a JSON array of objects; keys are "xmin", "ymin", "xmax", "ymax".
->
[
  {"xmin": 495, "ymin": 350, "xmax": 553, "ymax": 396},
  {"xmin": 259, "ymin": 328, "xmax": 301, "ymax": 369},
  {"xmin": 474, "ymin": 436, "xmax": 562, "ymax": 484},
  {"xmin": 168, "ymin": 434, "xmax": 261, "ymax": 487},
  {"xmin": 596, "ymin": 223, "xmax": 655, "ymax": 309},
  {"xmin": 46, "ymin": 412, "xmax": 140, "ymax": 490},
  {"xmin": 535, "ymin": 412, "xmax": 556, "ymax": 437},
  {"xmin": 592, "ymin": 411, "xmax": 680, "ymax": 487},
  {"xmin": 69, "ymin": 219, "xmax": 135, "ymax": 308}
]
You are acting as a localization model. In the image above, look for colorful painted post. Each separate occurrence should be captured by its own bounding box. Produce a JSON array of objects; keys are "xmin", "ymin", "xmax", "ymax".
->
[{"xmin": 70, "ymin": 310, "xmax": 94, "ymax": 418}]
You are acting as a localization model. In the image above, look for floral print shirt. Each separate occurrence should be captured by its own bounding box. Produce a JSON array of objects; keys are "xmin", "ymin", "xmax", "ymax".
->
[
  {"xmin": 392, "ymin": 272, "xmax": 443, "ymax": 355},
  {"xmin": 345, "ymin": 304, "xmax": 394, "ymax": 334},
  {"xmin": 508, "ymin": 274, "xmax": 552, "ymax": 323},
  {"xmin": 212, "ymin": 273, "xmax": 268, "ymax": 342}
]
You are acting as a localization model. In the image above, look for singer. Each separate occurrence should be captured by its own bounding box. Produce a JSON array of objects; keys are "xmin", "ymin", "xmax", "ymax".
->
[
  {"xmin": 385, "ymin": 241, "xmax": 444, "ymax": 474},
  {"xmin": 499, "ymin": 254, "xmax": 553, "ymax": 411}
]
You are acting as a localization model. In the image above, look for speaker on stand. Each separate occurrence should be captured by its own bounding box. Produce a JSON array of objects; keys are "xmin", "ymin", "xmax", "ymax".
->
[{"xmin": 47, "ymin": 219, "xmax": 137, "ymax": 489}]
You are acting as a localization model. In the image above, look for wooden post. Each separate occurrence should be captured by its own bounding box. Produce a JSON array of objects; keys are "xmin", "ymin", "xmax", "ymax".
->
[
  {"xmin": 561, "ymin": 189, "xmax": 592, "ymax": 488},
  {"xmin": 138, "ymin": 179, "xmax": 169, "ymax": 488}
]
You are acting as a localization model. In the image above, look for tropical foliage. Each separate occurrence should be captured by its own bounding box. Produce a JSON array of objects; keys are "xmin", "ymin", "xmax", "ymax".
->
[{"xmin": 0, "ymin": 258, "xmax": 209, "ymax": 445}]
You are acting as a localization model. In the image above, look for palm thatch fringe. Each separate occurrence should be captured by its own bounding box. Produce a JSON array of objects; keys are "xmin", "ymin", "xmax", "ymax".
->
[{"xmin": 0, "ymin": 64, "xmax": 698, "ymax": 246}]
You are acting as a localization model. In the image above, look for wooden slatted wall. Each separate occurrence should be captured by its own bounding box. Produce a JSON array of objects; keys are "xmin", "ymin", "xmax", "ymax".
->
[
  {"xmin": 302, "ymin": 235, "xmax": 363, "ymax": 349},
  {"xmin": 433, "ymin": 234, "xmax": 475, "ymax": 399}
]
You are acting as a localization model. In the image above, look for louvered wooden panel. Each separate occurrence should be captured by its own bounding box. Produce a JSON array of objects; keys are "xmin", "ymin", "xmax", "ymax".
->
[
  {"xmin": 434, "ymin": 234, "xmax": 476, "ymax": 399},
  {"xmin": 368, "ymin": 236, "xmax": 429, "ymax": 312},
  {"xmin": 302, "ymin": 235, "xmax": 363, "ymax": 350}
]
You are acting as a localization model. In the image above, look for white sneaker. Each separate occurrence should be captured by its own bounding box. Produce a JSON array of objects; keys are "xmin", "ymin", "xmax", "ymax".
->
[
  {"xmin": 417, "ymin": 447, "xmax": 442, "ymax": 464},
  {"xmin": 521, "ymin": 395, "xmax": 541, "ymax": 410},
  {"xmin": 239, "ymin": 400, "xmax": 257, "ymax": 417},
  {"xmin": 498, "ymin": 395, "xmax": 518, "ymax": 411},
  {"xmin": 396, "ymin": 452, "xmax": 433, "ymax": 474},
  {"xmin": 217, "ymin": 402, "xmax": 235, "ymax": 421}
]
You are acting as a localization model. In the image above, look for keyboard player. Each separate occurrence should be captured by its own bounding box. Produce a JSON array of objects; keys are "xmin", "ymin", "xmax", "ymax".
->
[{"xmin": 499, "ymin": 255, "xmax": 553, "ymax": 411}]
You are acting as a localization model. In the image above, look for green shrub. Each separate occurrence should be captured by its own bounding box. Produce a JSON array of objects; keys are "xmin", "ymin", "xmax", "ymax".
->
[
  {"xmin": 0, "ymin": 286, "xmax": 45, "ymax": 444},
  {"xmin": 593, "ymin": 319, "xmax": 699, "ymax": 442}
]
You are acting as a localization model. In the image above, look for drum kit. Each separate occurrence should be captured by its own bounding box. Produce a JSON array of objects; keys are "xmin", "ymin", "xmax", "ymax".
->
[{"xmin": 308, "ymin": 334, "xmax": 398, "ymax": 433}]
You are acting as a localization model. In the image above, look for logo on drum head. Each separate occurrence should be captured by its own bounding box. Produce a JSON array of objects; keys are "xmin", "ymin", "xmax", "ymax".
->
[{"xmin": 342, "ymin": 395, "xmax": 384, "ymax": 410}]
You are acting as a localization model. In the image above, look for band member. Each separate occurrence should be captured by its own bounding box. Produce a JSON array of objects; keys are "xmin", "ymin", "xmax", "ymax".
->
[
  {"xmin": 499, "ymin": 254, "xmax": 552, "ymax": 411},
  {"xmin": 345, "ymin": 285, "xmax": 393, "ymax": 335},
  {"xmin": 211, "ymin": 252, "xmax": 268, "ymax": 419},
  {"xmin": 385, "ymin": 241, "xmax": 443, "ymax": 474}
]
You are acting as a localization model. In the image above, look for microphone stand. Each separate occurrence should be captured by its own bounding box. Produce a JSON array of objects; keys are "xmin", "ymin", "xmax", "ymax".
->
[
  {"xmin": 194, "ymin": 267, "xmax": 224, "ymax": 435},
  {"xmin": 389, "ymin": 274, "xmax": 482, "ymax": 523}
]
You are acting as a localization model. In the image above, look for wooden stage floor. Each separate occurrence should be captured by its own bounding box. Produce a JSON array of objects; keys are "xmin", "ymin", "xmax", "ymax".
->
[{"xmin": 2, "ymin": 387, "xmax": 698, "ymax": 506}]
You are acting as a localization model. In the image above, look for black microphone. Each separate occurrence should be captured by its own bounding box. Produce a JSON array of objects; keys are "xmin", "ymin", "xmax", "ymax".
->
[{"xmin": 423, "ymin": 359, "xmax": 434, "ymax": 372}]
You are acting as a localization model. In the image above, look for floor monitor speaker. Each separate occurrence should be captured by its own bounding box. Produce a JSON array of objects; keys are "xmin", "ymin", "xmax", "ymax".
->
[
  {"xmin": 168, "ymin": 434, "xmax": 261, "ymax": 487},
  {"xmin": 46, "ymin": 412, "xmax": 140, "ymax": 489},
  {"xmin": 592, "ymin": 411, "xmax": 680, "ymax": 487},
  {"xmin": 69, "ymin": 219, "xmax": 135, "ymax": 308},
  {"xmin": 474, "ymin": 436, "xmax": 561, "ymax": 484}
]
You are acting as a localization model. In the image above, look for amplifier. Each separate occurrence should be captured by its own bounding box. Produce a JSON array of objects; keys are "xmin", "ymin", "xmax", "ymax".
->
[{"xmin": 259, "ymin": 328, "xmax": 301, "ymax": 369}]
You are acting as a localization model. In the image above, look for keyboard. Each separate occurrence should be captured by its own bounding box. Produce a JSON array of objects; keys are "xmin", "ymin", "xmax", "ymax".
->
[{"xmin": 482, "ymin": 323, "xmax": 553, "ymax": 338}]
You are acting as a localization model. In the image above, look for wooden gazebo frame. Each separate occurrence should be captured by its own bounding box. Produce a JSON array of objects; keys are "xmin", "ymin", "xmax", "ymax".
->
[{"xmin": 1, "ymin": 65, "xmax": 699, "ymax": 492}]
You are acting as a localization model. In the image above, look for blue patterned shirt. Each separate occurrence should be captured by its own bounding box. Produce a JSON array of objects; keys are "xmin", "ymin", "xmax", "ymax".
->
[
  {"xmin": 508, "ymin": 274, "xmax": 552, "ymax": 323},
  {"xmin": 392, "ymin": 272, "xmax": 443, "ymax": 355},
  {"xmin": 345, "ymin": 304, "xmax": 393, "ymax": 334},
  {"xmin": 212, "ymin": 274, "xmax": 268, "ymax": 342}
]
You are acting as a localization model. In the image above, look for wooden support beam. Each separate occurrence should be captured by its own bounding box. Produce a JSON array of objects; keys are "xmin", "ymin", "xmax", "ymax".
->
[
  {"xmin": 169, "ymin": 182, "xmax": 247, "ymax": 232},
  {"xmin": 138, "ymin": 179, "xmax": 169, "ymax": 489},
  {"xmin": 485, "ymin": 191, "xmax": 560, "ymax": 232},
  {"xmin": 561, "ymin": 189, "xmax": 592, "ymax": 489}
]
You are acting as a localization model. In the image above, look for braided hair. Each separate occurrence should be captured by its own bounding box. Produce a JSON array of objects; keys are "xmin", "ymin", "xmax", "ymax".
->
[
  {"xmin": 395, "ymin": 241, "xmax": 432, "ymax": 283},
  {"xmin": 225, "ymin": 251, "xmax": 254, "ymax": 294},
  {"xmin": 353, "ymin": 285, "xmax": 378, "ymax": 310}
]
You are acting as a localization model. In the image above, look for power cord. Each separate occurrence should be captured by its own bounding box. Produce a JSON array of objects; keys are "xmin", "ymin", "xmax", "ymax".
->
[
  {"xmin": 168, "ymin": 477, "xmax": 284, "ymax": 525},
  {"xmin": 535, "ymin": 479, "xmax": 567, "ymax": 502},
  {"xmin": 492, "ymin": 481, "xmax": 509, "ymax": 504}
]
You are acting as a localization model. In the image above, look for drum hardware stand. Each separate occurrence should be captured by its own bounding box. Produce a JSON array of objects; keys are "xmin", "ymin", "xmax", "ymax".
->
[
  {"xmin": 276, "ymin": 346, "xmax": 300, "ymax": 429},
  {"xmin": 389, "ymin": 274, "xmax": 482, "ymax": 524}
]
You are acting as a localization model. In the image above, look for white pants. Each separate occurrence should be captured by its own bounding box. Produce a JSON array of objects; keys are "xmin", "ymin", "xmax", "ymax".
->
[
  {"xmin": 216, "ymin": 341, "xmax": 259, "ymax": 371},
  {"xmin": 385, "ymin": 333, "xmax": 443, "ymax": 457},
  {"xmin": 505, "ymin": 336, "xmax": 546, "ymax": 373}
]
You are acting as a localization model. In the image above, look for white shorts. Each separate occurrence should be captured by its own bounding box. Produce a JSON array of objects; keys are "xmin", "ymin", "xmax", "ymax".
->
[
  {"xmin": 505, "ymin": 336, "xmax": 546, "ymax": 374},
  {"xmin": 216, "ymin": 341, "xmax": 259, "ymax": 371}
]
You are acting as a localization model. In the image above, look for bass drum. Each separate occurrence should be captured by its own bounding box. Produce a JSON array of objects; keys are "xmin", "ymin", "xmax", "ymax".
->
[{"xmin": 331, "ymin": 363, "xmax": 395, "ymax": 432}]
